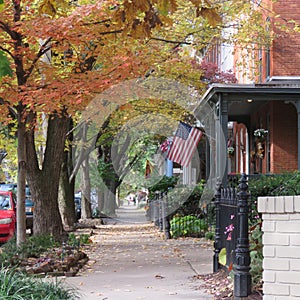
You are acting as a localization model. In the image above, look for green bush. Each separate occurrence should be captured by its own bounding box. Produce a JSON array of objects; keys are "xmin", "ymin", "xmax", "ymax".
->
[
  {"xmin": 249, "ymin": 222, "xmax": 263, "ymax": 287},
  {"xmin": 170, "ymin": 215, "xmax": 208, "ymax": 238},
  {"xmin": 148, "ymin": 175, "xmax": 178, "ymax": 198},
  {"xmin": 247, "ymin": 172, "xmax": 300, "ymax": 287},
  {"xmin": 67, "ymin": 233, "xmax": 91, "ymax": 247},
  {"xmin": 0, "ymin": 267, "xmax": 78, "ymax": 299},
  {"xmin": 0, "ymin": 234, "xmax": 58, "ymax": 267},
  {"xmin": 205, "ymin": 230, "xmax": 215, "ymax": 241},
  {"xmin": 168, "ymin": 180, "xmax": 207, "ymax": 216}
]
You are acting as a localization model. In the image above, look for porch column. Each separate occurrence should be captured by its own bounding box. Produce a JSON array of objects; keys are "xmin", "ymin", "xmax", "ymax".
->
[{"xmin": 217, "ymin": 94, "xmax": 228, "ymax": 186}]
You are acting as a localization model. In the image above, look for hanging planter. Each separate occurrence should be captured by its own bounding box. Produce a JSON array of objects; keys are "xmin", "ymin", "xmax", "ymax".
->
[
  {"xmin": 254, "ymin": 128, "xmax": 268, "ymax": 142},
  {"xmin": 227, "ymin": 146, "xmax": 235, "ymax": 157}
]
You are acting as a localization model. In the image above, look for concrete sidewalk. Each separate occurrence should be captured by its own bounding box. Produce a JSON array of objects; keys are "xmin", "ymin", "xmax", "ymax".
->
[{"xmin": 64, "ymin": 206, "xmax": 214, "ymax": 300}]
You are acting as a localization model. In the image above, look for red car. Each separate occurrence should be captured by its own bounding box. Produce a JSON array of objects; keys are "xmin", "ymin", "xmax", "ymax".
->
[{"xmin": 0, "ymin": 191, "xmax": 16, "ymax": 243}]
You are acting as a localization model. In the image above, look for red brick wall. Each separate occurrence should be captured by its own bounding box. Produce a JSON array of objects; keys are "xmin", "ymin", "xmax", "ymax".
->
[
  {"xmin": 236, "ymin": 0, "xmax": 300, "ymax": 82},
  {"xmin": 271, "ymin": 101, "xmax": 298, "ymax": 173},
  {"xmin": 250, "ymin": 101, "xmax": 298, "ymax": 174},
  {"xmin": 271, "ymin": 0, "xmax": 300, "ymax": 77}
]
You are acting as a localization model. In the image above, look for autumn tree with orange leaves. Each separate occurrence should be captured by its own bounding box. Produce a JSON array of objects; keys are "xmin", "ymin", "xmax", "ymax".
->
[
  {"xmin": 0, "ymin": 0, "xmax": 156, "ymax": 244},
  {"xmin": 0, "ymin": 0, "xmax": 274, "ymax": 245}
]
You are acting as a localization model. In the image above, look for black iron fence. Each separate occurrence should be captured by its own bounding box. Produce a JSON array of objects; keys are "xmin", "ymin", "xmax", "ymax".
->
[
  {"xmin": 214, "ymin": 173, "xmax": 251, "ymax": 298},
  {"xmin": 215, "ymin": 186, "xmax": 239, "ymax": 269},
  {"xmin": 147, "ymin": 174, "xmax": 253, "ymax": 297},
  {"xmin": 147, "ymin": 191, "xmax": 215, "ymax": 239},
  {"xmin": 147, "ymin": 192, "xmax": 171, "ymax": 239}
]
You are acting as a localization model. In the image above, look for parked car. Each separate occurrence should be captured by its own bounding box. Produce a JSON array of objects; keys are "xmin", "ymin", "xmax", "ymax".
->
[
  {"xmin": 0, "ymin": 190, "xmax": 16, "ymax": 243},
  {"xmin": 0, "ymin": 183, "xmax": 34, "ymax": 232}
]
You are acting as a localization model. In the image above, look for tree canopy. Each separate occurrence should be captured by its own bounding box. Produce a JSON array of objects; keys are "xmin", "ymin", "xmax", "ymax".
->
[{"xmin": 0, "ymin": 0, "xmax": 287, "ymax": 242}]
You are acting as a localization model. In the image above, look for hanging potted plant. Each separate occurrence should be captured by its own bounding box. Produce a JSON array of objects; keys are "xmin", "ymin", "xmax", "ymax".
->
[
  {"xmin": 227, "ymin": 146, "xmax": 235, "ymax": 157},
  {"xmin": 254, "ymin": 128, "xmax": 268, "ymax": 142}
]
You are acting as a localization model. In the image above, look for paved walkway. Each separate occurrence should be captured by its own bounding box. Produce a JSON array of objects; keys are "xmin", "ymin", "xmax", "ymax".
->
[{"xmin": 64, "ymin": 205, "xmax": 214, "ymax": 300}]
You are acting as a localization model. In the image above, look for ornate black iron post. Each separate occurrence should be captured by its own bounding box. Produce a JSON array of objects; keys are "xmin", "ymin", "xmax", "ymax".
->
[
  {"xmin": 154, "ymin": 191, "xmax": 160, "ymax": 227},
  {"xmin": 149, "ymin": 199, "xmax": 154, "ymax": 222},
  {"xmin": 234, "ymin": 173, "xmax": 251, "ymax": 298},
  {"xmin": 157, "ymin": 192, "xmax": 164, "ymax": 232},
  {"xmin": 213, "ymin": 181, "xmax": 222, "ymax": 272},
  {"xmin": 162, "ymin": 192, "xmax": 171, "ymax": 239}
]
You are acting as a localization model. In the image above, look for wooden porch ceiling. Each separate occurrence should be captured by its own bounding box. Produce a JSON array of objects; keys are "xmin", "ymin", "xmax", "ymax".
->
[{"xmin": 228, "ymin": 100, "xmax": 267, "ymax": 116}]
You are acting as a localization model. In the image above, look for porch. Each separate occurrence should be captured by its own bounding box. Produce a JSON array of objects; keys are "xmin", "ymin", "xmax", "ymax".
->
[{"xmin": 195, "ymin": 80, "xmax": 300, "ymax": 187}]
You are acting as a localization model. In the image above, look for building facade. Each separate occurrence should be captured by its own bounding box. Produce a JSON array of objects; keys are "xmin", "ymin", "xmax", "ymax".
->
[{"xmin": 202, "ymin": 0, "xmax": 300, "ymax": 178}]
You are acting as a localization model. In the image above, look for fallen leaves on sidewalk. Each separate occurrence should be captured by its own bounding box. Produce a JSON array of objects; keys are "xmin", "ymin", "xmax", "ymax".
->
[{"xmin": 194, "ymin": 270, "xmax": 263, "ymax": 300}]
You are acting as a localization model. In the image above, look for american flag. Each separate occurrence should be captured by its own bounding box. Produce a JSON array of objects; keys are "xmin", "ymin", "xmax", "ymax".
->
[
  {"xmin": 167, "ymin": 122, "xmax": 203, "ymax": 167},
  {"xmin": 160, "ymin": 139, "xmax": 171, "ymax": 153}
]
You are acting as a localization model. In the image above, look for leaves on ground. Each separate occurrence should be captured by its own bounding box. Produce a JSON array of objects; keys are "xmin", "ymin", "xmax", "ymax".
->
[{"xmin": 194, "ymin": 270, "xmax": 263, "ymax": 300}]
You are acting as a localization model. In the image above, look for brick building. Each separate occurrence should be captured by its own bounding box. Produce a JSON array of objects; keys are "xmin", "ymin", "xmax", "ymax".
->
[{"xmin": 199, "ymin": 0, "xmax": 300, "ymax": 181}]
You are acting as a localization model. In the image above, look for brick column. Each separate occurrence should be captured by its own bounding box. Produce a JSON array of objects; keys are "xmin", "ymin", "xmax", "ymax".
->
[{"xmin": 258, "ymin": 196, "xmax": 300, "ymax": 299}]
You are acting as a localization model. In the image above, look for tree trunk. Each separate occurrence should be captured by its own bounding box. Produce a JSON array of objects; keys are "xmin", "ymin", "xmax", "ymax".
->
[
  {"xmin": 58, "ymin": 119, "xmax": 76, "ymax": 230},
  {"xmin": 26, "ymin": 114, "xmax": 69, "ymax": 241},
  {"xmin": 103, "ymin": 182, "xmax": 117, "ymax": 216},
  {"xmin": 16, "ymin": 119, "xmax": 27, "ymax": 246},
  {"xmin": 80, "ymin": 157, "xmax": 92, "ymax": 219},
  {"xmin": 58, "ymin": 151, "xmax": 76, "ymax": 230},
  {"xmin": 97, "ymin": 189, "xmax": 104, "ymax": 213}
]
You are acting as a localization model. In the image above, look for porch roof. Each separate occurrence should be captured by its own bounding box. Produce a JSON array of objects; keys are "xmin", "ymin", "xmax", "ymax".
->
[
  {"xmin": 197, "ymin": 81, "xmax": 300, "ymax": 118},
  {"xmin": 200, "ymin": 81, "xmax": 300, "ymax": 102}
]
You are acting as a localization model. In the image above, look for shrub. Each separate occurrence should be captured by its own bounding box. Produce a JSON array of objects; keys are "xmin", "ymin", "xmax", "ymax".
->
[
  {"xmin": 148, "ymin": 175, "xmax": 178, "ymax": 199},
  {"xmin": 249, "ymin": 222, "xmax": 263, "ymax": 287},
  {"xmin": 170, "ymin": 215, "xmax": 208, "ymax": 238},
  {"xmin": 0, "ymin": 267, "xmax": 78, "ymax": 299},
  {"xmin": 205, "ymin": 230, "xmax": 215, "ymax": 241},
  {"xmin": 168, "ymin": 180, "xmax": 206, "ymax": 216},
  {"xmin": 247, "ymin": 172, "xmax": 300, "ymax": 287},
  {"xmin": 0, "ymin": 234, "xmax": 58, "ymax": 267},
  {"xmin": 67, "ymin": 233, "xmax": 91, "ymax": 247}
]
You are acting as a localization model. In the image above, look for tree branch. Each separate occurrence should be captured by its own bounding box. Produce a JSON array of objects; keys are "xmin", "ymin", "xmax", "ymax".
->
[
  {"xmin": 24, "ymin": 37, "xmax": 52, "ymax": 81},
  {"xmin": 0, "ymin": 98, "xmax": 18, "ymax": 119},
  {"xmin": 100, "ymin": 29, "xmax": 123, "ymax": 35},
  {"xmin": 0, "ymin": 20, "xmax": 14, "ymax": 37},
  {"xmin": 81, "ymin": 19, "xmax": 112, "ymax": 26},
  {"xmin": 150, "ymin": 37, "xmax": 192, "ymax": 45},
  {"xmin": 0, "ymin": 46, "xmax": 14, "ymax": 59}
]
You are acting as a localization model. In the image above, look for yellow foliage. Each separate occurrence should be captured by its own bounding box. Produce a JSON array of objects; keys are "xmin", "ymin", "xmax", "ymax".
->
[{"xmin": 38, "ymin": 0, "xmax": 69, "ymax": 17}]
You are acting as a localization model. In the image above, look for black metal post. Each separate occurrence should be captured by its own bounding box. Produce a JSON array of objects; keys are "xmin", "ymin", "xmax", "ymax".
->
[
  {"xmin": 162, "ymin": 193, "xmax": 171, "ymax": 239},
  {"xmin": 157, "ymin": 193, "xmax": 164, "ymax": 232},
  {"xmin": 149, "ymin": 200, "xmax": 154, "ymax": 222},
  {"xmin": 154, "ymin": 191, "xmax": 160, "ymax": 227},
  {"xmin": 213, "ymin": 181, "xmax": 222, "ymax": 272},
  {"xmin": 234, "ymin": 173, "xmax": 251, "ymax": 298}
]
